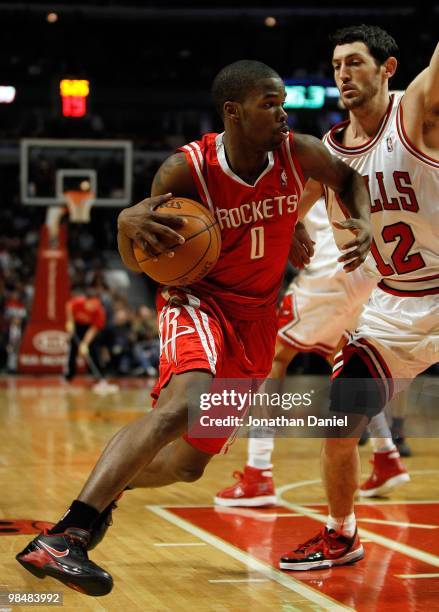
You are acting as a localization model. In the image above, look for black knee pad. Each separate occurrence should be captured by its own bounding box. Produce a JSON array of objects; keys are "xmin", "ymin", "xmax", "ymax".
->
[{"xmin": 330, "ymin": 353, "xmax": 387, "ymax": 421}]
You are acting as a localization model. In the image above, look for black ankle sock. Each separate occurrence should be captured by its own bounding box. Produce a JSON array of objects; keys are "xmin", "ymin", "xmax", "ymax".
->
[{"xmin": 49, "ymin": 500, "xmax": 100, "ymax": 534}]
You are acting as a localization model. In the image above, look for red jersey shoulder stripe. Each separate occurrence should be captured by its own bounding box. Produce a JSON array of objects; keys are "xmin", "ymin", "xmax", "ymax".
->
[{"xmin": 180, "ymin": 141, "xmax": 215, "ymax": 213}]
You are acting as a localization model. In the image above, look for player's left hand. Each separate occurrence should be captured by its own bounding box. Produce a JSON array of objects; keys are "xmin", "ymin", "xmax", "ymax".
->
[
  {"xmin": 289, "ymin": 222, "xmax": 315, "ymax": 268},
  {"xmin": 79, "ymin": 342, "xmax": 89, "ymax": 357},
  {"xmin": 334, "ymin": 217, "xmax": 372, "ymax": 272}
]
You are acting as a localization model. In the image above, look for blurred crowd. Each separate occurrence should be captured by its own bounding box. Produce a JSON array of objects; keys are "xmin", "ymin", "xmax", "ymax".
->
[
  {"xmin": 64, "ymin": 281, "xmax": 160, "ymax": 380},
  {"xmin": 0, "ymin": 204, "xmax": 160, "ymax": 376}
]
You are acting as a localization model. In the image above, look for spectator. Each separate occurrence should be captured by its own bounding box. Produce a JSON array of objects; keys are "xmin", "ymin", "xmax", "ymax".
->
[
  {"xmin": 3, "ymin": 289, "xmax": 27, "ymax": 373},
  {"xmin": 64, "ymin": 286, "xmax": 106, "ymax": 382},
  {"xmin": 130, "ymin": 305, "xmax": 159, "ymax": 377}
]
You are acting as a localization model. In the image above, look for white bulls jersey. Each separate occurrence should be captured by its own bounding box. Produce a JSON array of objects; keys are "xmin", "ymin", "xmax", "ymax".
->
[{"xmin": 325, "ymin": 92, "xmax": 439, "ymax": 297}]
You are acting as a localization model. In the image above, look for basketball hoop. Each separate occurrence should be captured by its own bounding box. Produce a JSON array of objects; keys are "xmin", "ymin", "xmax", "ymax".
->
[{"xmin": 64, "ymin": 189, "xmax": 95, "ymax": 223}]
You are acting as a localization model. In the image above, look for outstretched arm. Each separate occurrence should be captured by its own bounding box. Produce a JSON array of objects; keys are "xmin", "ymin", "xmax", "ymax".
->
[
  {"xmin": 295, "ymin": 134, "xmax": 372, "ymax": 271},
  {"xmin": 297, "ymin": 178, "xmax": 324, "ymax": 221},
  {"xmin": 425, "ymin": 42, "xmax": 439, "ymax": 112},
  {"xmin": 402, "ymin": 41, "xmax": 439, "ymax": 152}
]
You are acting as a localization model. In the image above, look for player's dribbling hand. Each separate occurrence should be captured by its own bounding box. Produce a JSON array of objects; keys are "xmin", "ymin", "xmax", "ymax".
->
[
  {"xmin": 289, "ymin": 222, "xmax": 315, "ymax": 269},
  {"xmin": 117, "ymin": 193, "xmax": 186, "ymax": 259},
  {"xmin": 334, "ymin": 217, "xmax": 372, "ymax": 272}
]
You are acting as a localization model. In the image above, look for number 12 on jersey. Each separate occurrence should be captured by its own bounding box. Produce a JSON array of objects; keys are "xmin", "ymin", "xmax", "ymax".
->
[{"xmin": 250, "ymin": 226, "xmax": 265, "ymax": 259}]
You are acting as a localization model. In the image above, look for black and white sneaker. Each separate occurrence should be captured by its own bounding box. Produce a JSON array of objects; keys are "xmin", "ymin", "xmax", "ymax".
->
[{"xmin": 16, "ymin": 528, "xmax": 113, "ymax": 596}]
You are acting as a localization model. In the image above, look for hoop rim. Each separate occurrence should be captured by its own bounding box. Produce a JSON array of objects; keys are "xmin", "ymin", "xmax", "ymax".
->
[{"xmin": 63, "ymin": 189, "xmax": 95, "ymax": 204}]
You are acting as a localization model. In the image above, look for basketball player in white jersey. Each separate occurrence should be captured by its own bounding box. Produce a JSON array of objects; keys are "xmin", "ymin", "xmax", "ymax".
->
[
  {"xmin": 280, "ymin": 25, "xmax": 438, "ymax": 570},
  {"xmin": 214, "ymin": 199, "xmax": 410, "ymax": 508}
]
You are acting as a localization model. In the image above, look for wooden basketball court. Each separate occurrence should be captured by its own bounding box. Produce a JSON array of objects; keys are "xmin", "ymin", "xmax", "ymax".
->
[{"xmin": 1, "ymin": 375, "xmax": 438, "ymax": 610}]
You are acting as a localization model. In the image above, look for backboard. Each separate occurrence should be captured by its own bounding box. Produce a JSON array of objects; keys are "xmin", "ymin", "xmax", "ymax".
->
[{"xmin": 20, "ymin": 138, "xmax": 133, "ymax": 207}]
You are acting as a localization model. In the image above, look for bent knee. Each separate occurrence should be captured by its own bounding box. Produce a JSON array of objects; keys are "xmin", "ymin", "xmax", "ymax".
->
[
  {"xmin": 330, "ymin": 353, "xmax": 388, "ymax": 419},
  {"xmin": 173, "ymin": 463, "xmax": 206, "ymax": 483}
]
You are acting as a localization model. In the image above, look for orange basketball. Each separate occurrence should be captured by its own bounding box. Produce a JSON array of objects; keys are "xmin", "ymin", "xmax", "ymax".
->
[{"xmin": 133, "ymin": 197, "xmax": 221, "ymax": 286}]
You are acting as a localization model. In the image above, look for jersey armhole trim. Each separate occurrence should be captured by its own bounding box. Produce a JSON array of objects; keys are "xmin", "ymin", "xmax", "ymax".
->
[
  {"xmin": 396, "ymin": 100, "xmax": 439, "ymax": 168},
  {"xmin": 180, "ymin": 143, "xmax": 215, "ymax": 213}
]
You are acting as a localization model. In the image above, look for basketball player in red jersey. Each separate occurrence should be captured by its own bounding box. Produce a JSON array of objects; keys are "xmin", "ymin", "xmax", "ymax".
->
[
  {"xmin": 280, "ymin": 26, "xmax": 438, "ymax": 571},
  {"xmin": 16, "ymin": 60, "xmax": 372, "ymax": 595}
]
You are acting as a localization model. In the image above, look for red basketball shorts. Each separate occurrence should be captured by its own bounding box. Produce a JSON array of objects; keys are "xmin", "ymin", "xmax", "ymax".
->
[{"xmin": 151, "ymin": 288, "xmax": 278, "ymax": 454}]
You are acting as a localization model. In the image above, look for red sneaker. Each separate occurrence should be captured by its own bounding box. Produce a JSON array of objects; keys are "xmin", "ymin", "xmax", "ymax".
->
[
  {"xmin": 359, "ymin": 449, "xmax": 410, "ymax": 497},
  {"xmin": 214, "ymin": 465, "xmax": 276, "ymax": 507},
  {"xmin": 280, "ymin": 527, "xmax": 364, "ymax": 571}
]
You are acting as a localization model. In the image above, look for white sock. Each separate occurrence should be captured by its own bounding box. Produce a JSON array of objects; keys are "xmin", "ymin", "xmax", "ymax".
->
[
  {"xmin": 327, "ymin": 512, "xmax": 356, "ymax": 537},
  {"xmin": 247, "ymin": 436, "xmax": 274, "ymax": 470},
  {"xmin": 368, "ymin": 411, "xmax": 391, "ymax": 438},
  {"xmin": 369, "ymin": 411, "xmax": 396, "ymax": 452},
  {"xmin": 371, "ymin": 438, "xmax": 397, "ymax": 453}
]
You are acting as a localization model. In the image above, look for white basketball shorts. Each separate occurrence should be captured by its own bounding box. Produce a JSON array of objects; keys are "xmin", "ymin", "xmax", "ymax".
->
[{"xmin": 277, "ymin": 266, "xmax": 378, "ymax": 358}]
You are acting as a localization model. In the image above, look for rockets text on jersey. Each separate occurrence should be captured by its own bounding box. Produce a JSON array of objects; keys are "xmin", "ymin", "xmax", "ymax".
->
[{"xmin": 177, "ymin": 132, "xmax": 305, "ymax": 318}]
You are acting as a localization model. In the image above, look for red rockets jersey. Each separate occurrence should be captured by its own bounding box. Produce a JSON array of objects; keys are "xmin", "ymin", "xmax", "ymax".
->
[{"xmin": 177, "ymin": 132, "xmax": 305, "ymax": 319}]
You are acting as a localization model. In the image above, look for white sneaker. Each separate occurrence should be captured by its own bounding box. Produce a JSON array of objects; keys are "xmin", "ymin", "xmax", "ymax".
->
[{"xmin": 92, "ymin": 379, "xmax": 119, "ymax": 394}]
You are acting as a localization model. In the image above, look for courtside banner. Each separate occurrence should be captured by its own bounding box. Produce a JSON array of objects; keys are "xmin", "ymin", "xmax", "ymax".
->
[{"xmin": 186, "ymin": 376, "xmax": 439, "ymax": 439}]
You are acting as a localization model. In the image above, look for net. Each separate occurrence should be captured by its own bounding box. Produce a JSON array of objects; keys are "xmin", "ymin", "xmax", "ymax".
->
[{"xmin": 64, "ymin": 189, "xmax": 95, "ymax": 223}]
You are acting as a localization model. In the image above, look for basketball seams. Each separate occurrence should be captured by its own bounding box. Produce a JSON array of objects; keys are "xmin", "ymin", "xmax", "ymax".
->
[
  {"xmin": 133, "ymin": 197, "xmax": 221, "ymax": 285},
  {"xmin": 166, "ymin": 230, "xmax": 212, "ymax": 284}
]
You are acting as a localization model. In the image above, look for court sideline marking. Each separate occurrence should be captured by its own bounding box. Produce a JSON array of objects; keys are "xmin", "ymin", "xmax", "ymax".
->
[
  {"xmin": 147, "ymin": 505, "xmax": 354, "ymax": 612},
  {"xmin": 395, "ymin": 573, "xmax": 439, "ymax": 579}
]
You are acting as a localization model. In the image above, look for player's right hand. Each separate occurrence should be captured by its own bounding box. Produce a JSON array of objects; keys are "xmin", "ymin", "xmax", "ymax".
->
[
  {"xmin": 117, "ymin": 193, "xmax": 186, "ymax": 258},
  {"xmin": 334, "ymin": 217, "xmax": 372, "ymax": 272},
  {"xmin": 65, "ymin": 320, "xmax": 75, "ymax": 334},
  {"xmin": 289, "ymin": 222, "xmax": 315, "ymax": 268}
]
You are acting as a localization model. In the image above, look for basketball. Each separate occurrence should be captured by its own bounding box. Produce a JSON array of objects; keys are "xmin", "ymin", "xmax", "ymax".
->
[{"xmin": 132, "ymin": 197, "xmax": 221, "ymax": 286}]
